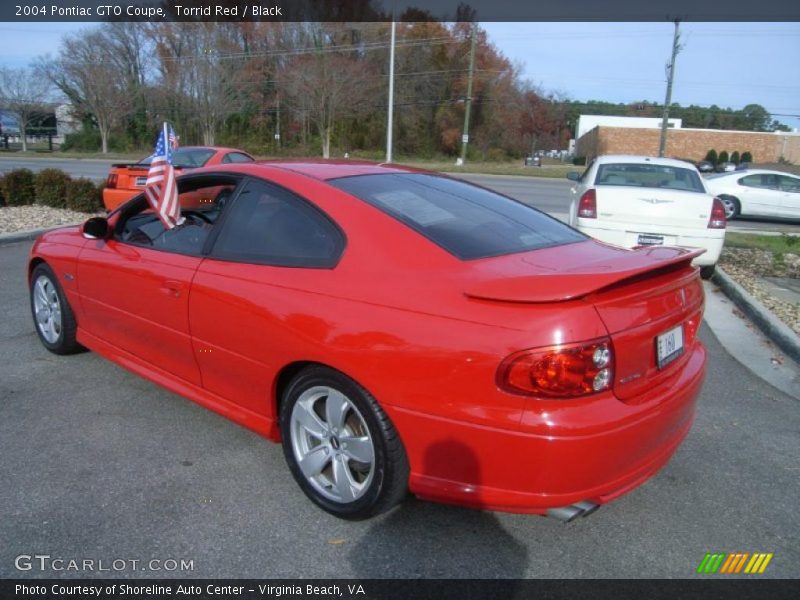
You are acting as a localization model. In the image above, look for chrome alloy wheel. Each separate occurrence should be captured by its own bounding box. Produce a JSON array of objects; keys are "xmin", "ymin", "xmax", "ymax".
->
[
  {"xmin": 720, "ymin": 196, "xmax": 738, "ymax": 219},
  {"xmin": 32, "ymin": 275, "xmax": 62, "ymax": 344},
  {"xmin": 289, "ymin": 385, "xmax": 375, "ymax": 504}
]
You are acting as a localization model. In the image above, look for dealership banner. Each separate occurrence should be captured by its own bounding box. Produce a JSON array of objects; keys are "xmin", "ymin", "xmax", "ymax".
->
[
  {"xmin": 1, "ymin": 0, "xmax": 799, "ymax": 22},
  {"xmin": 3, "ymin": 579, "xmax": 800, "ymax": 599}
]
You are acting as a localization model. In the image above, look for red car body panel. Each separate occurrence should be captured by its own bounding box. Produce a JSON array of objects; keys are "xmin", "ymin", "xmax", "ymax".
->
[{"xmin": 29, "ymin": 160, "xmax": 707, "ymax": 515}]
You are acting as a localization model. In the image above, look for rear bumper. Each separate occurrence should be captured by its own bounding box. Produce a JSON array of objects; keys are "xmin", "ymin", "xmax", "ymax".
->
[
  {"xmin": 393, "ymin": 341, "xmax": 705, "ymax": 514},
  {"xmin": 576, "ymin": 221, "xmax": 724, "ymax": 266}
]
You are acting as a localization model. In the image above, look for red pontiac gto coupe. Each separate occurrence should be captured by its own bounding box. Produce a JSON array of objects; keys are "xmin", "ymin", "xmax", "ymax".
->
[{"xmin": 28, "ymin": 161, "xmax": 706, "ymax": 520}]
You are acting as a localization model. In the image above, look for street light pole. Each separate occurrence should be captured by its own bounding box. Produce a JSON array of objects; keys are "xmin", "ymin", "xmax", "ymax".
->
[{"xmin": 386, "ymin": 19, "xmax": 396, "ymax": 163}]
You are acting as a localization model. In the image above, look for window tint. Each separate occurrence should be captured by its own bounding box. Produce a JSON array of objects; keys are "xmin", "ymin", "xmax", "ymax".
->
[
  {"xmin": 223, "ymin": 152, "xmax": 254, "ymax": 164},
  {"xmin": 330, "ymin": 173, "xmax": 585, "ymax": 260},
  {"xmin": 778, "ymin": 175, "xmax": 800, "ymax": 193},
  {"xmin": 595, "ymin": 163, "xmax": 705, "ymax": 192},
  {"xmin": 739, "ymin": 174, "xmax": 778, "ymax": 190},
  {"xmin": 210, "ymin": 179, "xmax": 344, "ymax": 268}
]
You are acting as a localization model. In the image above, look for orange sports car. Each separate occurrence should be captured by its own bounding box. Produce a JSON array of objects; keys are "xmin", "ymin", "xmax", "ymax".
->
[{"xmin": 102, "ymin": 146, "xmax": 254, "ymax": 210}]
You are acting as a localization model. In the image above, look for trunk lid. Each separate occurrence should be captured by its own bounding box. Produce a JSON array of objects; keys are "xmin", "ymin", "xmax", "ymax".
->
[
  {"xmin": 464, "ymin": 240, "xmax": 705, "ymax": 403},
  {"xmin": 594, "ymin": 185, "xmax": 714, "ymax": 230}
]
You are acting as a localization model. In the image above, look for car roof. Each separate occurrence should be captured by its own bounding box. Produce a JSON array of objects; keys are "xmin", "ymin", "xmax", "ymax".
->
[
  {"xmin": 176, "ymin": 146, "xmax": 248, "ymax": 154},
  {"xmin": 594, "ymin": 155, "xmax": 698, "ymax": 169},
  {"xmin": 715, "ymin": 169, "xmax": 797, "ymax": 177}
]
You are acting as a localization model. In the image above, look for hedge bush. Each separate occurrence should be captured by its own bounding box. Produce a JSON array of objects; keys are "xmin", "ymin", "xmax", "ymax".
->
[
  {"xmin": 718, "ymin": 150, "xmax": 729, "ymax": 164},
  {"xmin": 730, "ymin": 151, "xmax": 740, "ymax": 165},
  {"xmin": 705, "ymin": 149, "xmax": 717, "ymax": 165},
  {"xmin": 66, "ymin": 178, "xmax": 103, "ymax": 213},
  {"xmin": 35, "ymin": 168, "xmax": 72, "ymax": 208},
  {"xmin": 742, "ymin": 151, "xmax": 753, "ymax": 163},
  {"xmin": 0, "ymin": 175, "xmax": 5, "ymax": 207},
  {"xmin": 1, "ymin": 169, "xmax": 36, "ymax": 206}
]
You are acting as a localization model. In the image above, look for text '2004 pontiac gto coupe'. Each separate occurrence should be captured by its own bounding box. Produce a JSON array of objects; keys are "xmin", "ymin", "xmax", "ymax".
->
[{"xmin": 29, "ymin": 161, "xmax": 706, "ymax": 520}]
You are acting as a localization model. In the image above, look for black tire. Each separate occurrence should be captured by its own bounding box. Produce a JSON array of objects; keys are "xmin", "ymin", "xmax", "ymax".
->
[
  {"xmin": 280, "ymin": 366, "xmax": 409, "ymax": 519},
  {"xmin": 700, "ymin": 265, "xmax": 716, "ymax": 280},
  {"xmin": 719, "ymin": 195, "xmax": 740, "ymax": 220},
  {"xmin": 29, "ymin": 263, "xmax": 84, "ymax": 355}
]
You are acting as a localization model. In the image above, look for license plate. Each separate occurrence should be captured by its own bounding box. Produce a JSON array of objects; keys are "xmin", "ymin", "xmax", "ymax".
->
[
  {"xmin": 656, "ymin": 325, "xmax": 684, "ymax": 369},
  {"xmin": 135, "ymin": 176, "xmax": 147, "ymax": 186},
  {"xmin": 637, "ymin": 234, "xmax": 664, "ymax": 246}
]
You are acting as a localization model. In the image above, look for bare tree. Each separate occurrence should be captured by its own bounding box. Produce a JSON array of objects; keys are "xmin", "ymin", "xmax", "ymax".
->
[
  {"xmin": 0, "ymin": 66, "xmax": 52, "ymax": 152},
  {"xmin": 39, "ymin": 29, "xmax": 132, "ymax": 153},
  {"xmin": 283, "ymin": 53, "xmax": 377, "ymax": 158}
]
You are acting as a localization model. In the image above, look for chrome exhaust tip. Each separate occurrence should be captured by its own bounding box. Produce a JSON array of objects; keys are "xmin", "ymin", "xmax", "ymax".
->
[
  {"xmin": 546, "ymin": 500, "xmax": 600, "ymax": 522},
  {"xmin": 546, "ymin": 505, "xmax": 584, "ymax": 522}
]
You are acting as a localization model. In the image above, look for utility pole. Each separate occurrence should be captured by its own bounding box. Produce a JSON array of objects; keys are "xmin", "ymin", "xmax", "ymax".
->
[
  {"xmin": 386, "ymin": 19, "xmax": 396, "ymax": 163},
  {"xmin": 658, "ymin": 20, "xmax": 682, "ymax": 157},
  {"xmin": 459, "ymin": 23, "xmax": 477, "ymax": 165}
]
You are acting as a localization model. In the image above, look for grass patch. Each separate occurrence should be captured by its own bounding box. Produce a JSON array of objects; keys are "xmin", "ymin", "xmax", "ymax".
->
[{"xmin": 725, "ymin": 232, "xmax": 800, "ymax": 253}]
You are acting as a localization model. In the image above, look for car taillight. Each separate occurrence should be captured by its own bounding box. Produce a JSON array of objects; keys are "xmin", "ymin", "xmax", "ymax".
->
[
  {"xmin": 577, "ymin": 189, "xmax": 597, "ymax": 218},
  {"xmin": 106, "ymin": 174, "xmax": 118, "ymax": 189},
  {"xmin": 708, "ymin": 197, "xmax": 726, "ymax": 229},
  {"xmin": 497, "ymin": 338, "xmax": 614, "ymax": 398}
]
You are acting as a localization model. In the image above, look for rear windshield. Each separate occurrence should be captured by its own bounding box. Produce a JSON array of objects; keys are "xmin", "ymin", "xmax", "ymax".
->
[
  {"xmin": 330, "ymin": 173, "xmax": 585, "ymax": 260},
  {"xmin": 139, "ymin": 148, "xmax": 216, "ymax": 168},
  {"xmin": 595, "ymin": 163, "xmax": 706, "ymax": 193}
]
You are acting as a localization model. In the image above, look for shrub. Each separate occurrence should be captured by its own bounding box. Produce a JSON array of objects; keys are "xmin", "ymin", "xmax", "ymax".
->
[
  {"xmin": 34, "ymin": 168, "xmax": 72, "ymax": 208},
  {"xmin": 66, "ymin": 178, "xmax": 103, "ymax": 213},
  {"xmin": 718, "ymin": 150, "xmax": 729, "ymax": 164},
  {"xmin": 0, "ymin": 175, "xmax": 5, "ymax": 207},
  {"xmin": 730, "ymin": 151, "xmax": 740, "ymax": 165},
  {"xmin": 704, "ymin": 149, "xmax": 718, "ymax": 164},
  {"xmin": 572, "ymin": 156, "xmax": 587, "ymax": 166},
  {"xmin": 741, "ymin": 151, "xmax": 753, "ymax": 163},
  {"xmin": 1, "ymin": 169, "xmax": 36, "ymax": 206}
]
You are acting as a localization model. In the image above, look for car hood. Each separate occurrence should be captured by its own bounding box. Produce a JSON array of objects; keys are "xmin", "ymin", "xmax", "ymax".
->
[{"xmin": 464, "ymin": 240, "xmax": 705, "ymax": 303}]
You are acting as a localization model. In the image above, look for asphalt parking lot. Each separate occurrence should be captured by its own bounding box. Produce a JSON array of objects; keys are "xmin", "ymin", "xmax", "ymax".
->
[{"xmin": 1, "ymin": 239, "xmax": 799, "ymax": 579}]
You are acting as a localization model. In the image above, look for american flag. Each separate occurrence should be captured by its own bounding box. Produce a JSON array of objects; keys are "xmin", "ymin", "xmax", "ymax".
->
[{"xmin": 145, "ymin": 123, "xmax": 183, "ymax": 229}]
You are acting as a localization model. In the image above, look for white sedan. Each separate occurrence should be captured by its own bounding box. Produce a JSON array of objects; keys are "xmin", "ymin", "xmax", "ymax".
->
[
  {"xmin": 567, "ymin": 155, "xmax": 727, "ymax": 279},
  {"xmin": 704, "ymin": 169, "xmax": 800, "ymax": 220}
]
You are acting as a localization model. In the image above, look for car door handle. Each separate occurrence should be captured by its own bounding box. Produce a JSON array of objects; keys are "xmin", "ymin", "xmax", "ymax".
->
[{"xmin": 160, "ymin": 280, "xmax": 184, "ymax": 297}]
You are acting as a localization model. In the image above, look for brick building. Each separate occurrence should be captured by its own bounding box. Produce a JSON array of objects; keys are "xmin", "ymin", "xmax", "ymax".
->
[{"xmin": 575, "ymin": 124, "xmax": 800, "ymax": 164}]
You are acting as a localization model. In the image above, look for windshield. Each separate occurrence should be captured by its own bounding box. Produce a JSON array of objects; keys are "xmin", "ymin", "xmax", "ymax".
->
[
  {"xmin": 595, "ymin": 163, "xmax": 706, "ymax": 193},
  {"xmin": 138, "ymin": 148, "xmax": 216, "ymax": 168},
  {"xmin": 330, "ymin": 173, "xmax": 585, "ymax": 260}
]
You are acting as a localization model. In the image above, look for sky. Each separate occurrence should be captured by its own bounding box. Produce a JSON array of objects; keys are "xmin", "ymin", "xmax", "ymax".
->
[{"xmin": 0, "ymin": 21, "xmax": 798, "ymax": 130}]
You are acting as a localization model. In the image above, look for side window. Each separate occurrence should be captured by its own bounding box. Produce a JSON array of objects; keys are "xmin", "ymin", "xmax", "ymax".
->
[
  {"xmin": 116, "ymin": 180, "xmax": 237, "ymax": 255},
  {"xmin": 209, "ymin": 179, "xmax": 345, "ymax": 268},
  {"xmin": 739, "ymin": 175, "xmax": 776, "ymax": 190},
  {"xmin": 223, "ymin": 152, "xmax": 254, "ymax": 164},
  {"xmin": 778, "ymin": 175, "xmax": 800, "ymax": 193}
]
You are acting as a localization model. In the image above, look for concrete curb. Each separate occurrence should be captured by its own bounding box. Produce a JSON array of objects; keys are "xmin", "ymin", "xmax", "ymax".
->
[
  {"xmin": 712, "ymin": 267, "xmax": 800, "ymax": 364},
  {"xmin": 0, "ymin": 227, "xmax": 56, "ymax": 246}
]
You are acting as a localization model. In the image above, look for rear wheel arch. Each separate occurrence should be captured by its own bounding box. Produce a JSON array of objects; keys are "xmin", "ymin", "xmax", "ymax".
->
[
  {"xmin": 28, "ymin": 257, "xmax": 46, "ymax": 283},
  {"xmin": 717, "ymin": 194, "xmax": 741, "ymax": 219}
]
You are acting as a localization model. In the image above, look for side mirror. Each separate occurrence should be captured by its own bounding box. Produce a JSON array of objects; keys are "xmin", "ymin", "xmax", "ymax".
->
[
  {"xmin": 82, "ymin": 217, "xmax": 109, "ymax": 240},
  {"xmin": 566, "ymin": 171, "xmax": 581, "ymax": 182}
]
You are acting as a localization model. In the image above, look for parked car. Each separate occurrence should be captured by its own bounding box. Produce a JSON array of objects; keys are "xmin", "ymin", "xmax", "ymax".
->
[
  {"xmin": 695, "ymin": 160, "xmax": 715, "ymax": 173},
  {"xmin": 704, "ymin": 169, "xmax": 800, "ymax": 220},
  {"xmin": 30, "ymin": 160, "xmax": 706, "ymax": 520},
  {"xmin": 102, "ymin": 146, "xmax": 254, "ymax": 210},
  {"xmin": 715, "ymin": 162, "xmax": 737, "ymax": 173},
  {"xmin": 566, "ymin": 155, "xmax": 726, "ymax": 280}
]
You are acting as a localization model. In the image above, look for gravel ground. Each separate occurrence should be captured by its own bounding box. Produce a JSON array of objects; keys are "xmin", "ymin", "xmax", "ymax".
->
[
  {"xmin": 0, "ymin": 205, "xmax": 99, "ymax": 234},
  {"xmin": 719, "ymin": 247, "xmax": 800, "ymax": 335}
]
